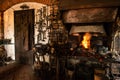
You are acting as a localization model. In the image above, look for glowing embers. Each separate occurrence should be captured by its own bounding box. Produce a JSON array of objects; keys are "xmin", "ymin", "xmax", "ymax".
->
[{"xmin": 81, "ymin": 32, "xmax": 92, "ymax": 49}]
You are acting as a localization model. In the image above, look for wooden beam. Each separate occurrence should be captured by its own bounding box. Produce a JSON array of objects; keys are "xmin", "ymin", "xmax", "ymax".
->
[
  {"xmin": 63, "ymin": 8, "xmax": 118, "ymax": 23},
  {"xmin": 60, "ymin": 0, "xmax": 120, "ymax": 10}
]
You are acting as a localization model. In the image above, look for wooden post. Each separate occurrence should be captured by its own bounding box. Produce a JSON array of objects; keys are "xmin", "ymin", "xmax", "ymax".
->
[{"xmin": 0, "ymin": 12, "xmax": 4, "ymax": 39}]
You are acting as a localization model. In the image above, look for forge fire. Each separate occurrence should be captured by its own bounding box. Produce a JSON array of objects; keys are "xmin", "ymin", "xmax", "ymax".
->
[{"xmin": 81, "ymin": 32, "xmax": 92, "ymax": 49}]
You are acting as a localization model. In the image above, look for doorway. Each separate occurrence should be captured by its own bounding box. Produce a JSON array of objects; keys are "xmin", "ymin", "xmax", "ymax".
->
[{"xmin": 14, "ymin": 9, "xmax": 34, "ymax": 61}]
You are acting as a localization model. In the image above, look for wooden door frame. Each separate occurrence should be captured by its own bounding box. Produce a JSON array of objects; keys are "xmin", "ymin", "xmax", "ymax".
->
[{"xmin": 14, "ymin": 9, "xmax": 34, "ymax": 61}]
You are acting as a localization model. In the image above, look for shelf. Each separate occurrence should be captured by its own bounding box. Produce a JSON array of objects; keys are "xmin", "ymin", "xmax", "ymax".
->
[{"xmin": 0, "ymin": 43, "xmax": 14, "ymax": 45}]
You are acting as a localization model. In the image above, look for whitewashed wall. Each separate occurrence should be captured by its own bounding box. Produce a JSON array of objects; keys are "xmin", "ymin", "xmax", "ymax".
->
[{"xmin": 4, "ymin": 2, "xmax": 49, "ymax": 60}]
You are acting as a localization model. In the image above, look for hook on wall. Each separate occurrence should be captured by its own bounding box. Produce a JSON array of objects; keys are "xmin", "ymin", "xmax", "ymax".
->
[{"xmin": 20, "ymin": 4, "xmax": 29, "ymax": 10}]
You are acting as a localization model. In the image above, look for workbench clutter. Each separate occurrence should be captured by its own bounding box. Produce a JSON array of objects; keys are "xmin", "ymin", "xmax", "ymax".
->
[
  {"xmin": 35, "ymin": 5, "xmax": 49, "ymax": 43},
  {"xmin": 0, "ymin": 46, "xmax": 7, "ymax": 66},
  {"xmin": 0, "ymin": 39, "xmax": 12, "ymax": 66},
  {"xmin": 33, "ymin": 1, "xmax": 68, "ymax": 79},
  {"xmin": 35, "ymin": 0, "xmax": 68, "ymax": 45}
]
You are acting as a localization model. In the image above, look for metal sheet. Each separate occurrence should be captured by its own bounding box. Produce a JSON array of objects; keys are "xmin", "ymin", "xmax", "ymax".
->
[{"xmin": 69, "ymin": 25, "xmax": 106, "ymax": 35}]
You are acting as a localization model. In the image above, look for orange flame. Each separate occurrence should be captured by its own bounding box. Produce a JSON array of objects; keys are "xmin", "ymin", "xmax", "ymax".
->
[{"xmin": 81, "ymin": 32, "xmax": 92, "ymax": 49}]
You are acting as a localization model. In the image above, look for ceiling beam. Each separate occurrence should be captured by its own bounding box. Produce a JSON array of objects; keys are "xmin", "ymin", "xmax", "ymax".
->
[{"xmin": 60, "ymin": 0, "xmax": 120, "ymax": 10}]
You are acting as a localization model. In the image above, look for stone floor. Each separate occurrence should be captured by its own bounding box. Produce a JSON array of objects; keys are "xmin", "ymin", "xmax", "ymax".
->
[
  {"xmin": 0, "ymin": 64, "xmax": 109, "ymax": 80},
  {"xmin": 0, "ymin": 64, "xmax": 58, "ymax": 80},
  {"xmin": 0, "ymin": 65, "xmax": 39, "ymax": 80}
]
